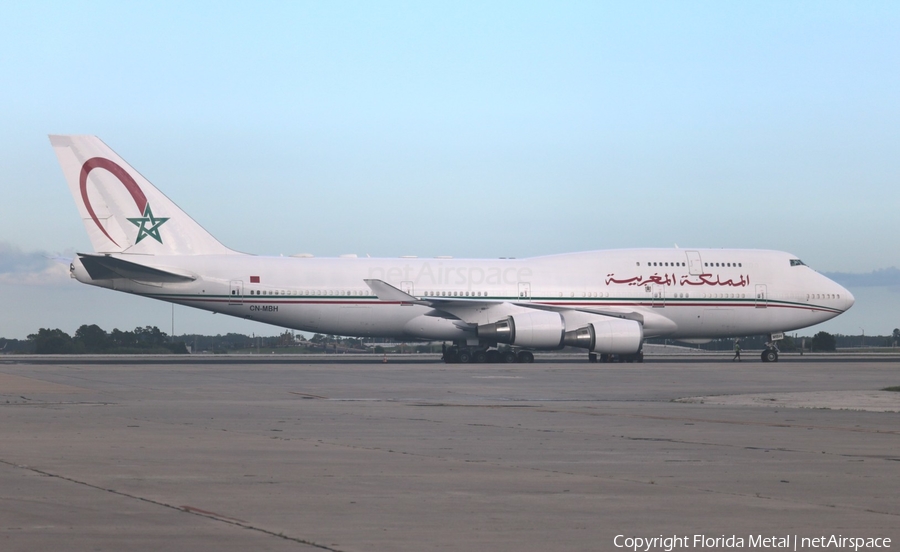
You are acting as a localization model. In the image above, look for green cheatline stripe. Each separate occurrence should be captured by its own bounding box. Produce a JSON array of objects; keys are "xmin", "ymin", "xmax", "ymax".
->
[{"xmin": 143, "ymin": 292, "xmax": 839, "ymax": 312}]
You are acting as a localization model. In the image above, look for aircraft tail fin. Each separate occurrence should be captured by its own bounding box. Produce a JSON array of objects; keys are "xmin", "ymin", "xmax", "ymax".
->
[{"xmin": 50, "ymin": 135, "xmax": 236, "ymax": 256}]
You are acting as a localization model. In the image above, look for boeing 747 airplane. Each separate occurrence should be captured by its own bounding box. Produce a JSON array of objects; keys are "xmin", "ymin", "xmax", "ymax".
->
[{"xmin": 51, "ymin": 135, "xmax": 854, "ymax": 363}]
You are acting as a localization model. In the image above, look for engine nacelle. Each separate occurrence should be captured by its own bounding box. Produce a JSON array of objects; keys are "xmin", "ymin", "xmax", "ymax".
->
[
  {"xmin": 477, "ymin": 311, "xmax": 565, "ymax": 349},
  {"xmin": 562, "ymin": 317, "xmax": 643, "ymax": 354}
]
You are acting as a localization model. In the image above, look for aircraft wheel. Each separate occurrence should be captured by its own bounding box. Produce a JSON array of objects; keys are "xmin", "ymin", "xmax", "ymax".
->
[
  {"xmin": 473, "ymin": 351, "xmax": 488, "ymax": 363},
  {"xmin": 458, "ymin": 350, "xmax": 473, "ymax": 363},
  {"xmin": 763, "ymin": 349, "xmax": 778, "ymax": 363},
  {"xmin": 517, "ymin": 351, "xmax": 534, "ymax": 364},
  {"xmin": 501, "ymin": 350, "xmax": 518, "ymax": 363}
]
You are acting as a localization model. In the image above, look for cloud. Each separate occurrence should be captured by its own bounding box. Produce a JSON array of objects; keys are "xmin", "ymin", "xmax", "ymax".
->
[
  {"xmin": 0, "ymin": 242, "xmax": 71, "ymax": 285},
  {"xmin": 822, "ymin": 267, "xmax": 900, "ymax": 289}
]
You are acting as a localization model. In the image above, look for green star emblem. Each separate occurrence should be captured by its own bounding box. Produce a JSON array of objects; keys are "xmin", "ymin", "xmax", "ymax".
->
[{"xmin": 127, "ymin": 203, "xmax": 169, "ymax": 244}]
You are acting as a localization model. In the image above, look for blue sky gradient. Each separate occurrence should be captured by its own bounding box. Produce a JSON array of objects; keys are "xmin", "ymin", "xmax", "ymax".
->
[{"xmin": 1, "ymin": 2, "xmax": 898, "ymax": 338}]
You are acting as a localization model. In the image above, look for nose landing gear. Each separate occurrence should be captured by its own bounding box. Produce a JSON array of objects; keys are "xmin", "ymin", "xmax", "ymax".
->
[{"xmin": 761, "ymin": 332, "xmax": 783, "ymax": 362}]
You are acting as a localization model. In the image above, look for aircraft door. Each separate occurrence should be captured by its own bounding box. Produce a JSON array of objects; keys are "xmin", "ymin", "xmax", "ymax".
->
[
  {"xmin": 755, "ymin": 284, "xmax": 767, "ymax": 308},
  {"xmin": 686, "ymin": 251, "xmax": 703, "ymax": 275},
  {"xmin": 518, "ymin": 282, "xmax": 531, "ymax": 301},
  {"xmin": 401, "ymin": 281, "xmax": 415, "ymax": 295},
  {"xmin": 229, "ymin": 280, "xmax": 244, "ymax": 305},
  {"xmin": 651, "ymin": 284, "xmax": 665, "ymax": 308}
]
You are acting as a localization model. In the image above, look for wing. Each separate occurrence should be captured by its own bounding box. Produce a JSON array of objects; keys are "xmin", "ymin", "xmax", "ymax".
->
[{"xmin": 363, "ymin": 279, "xmax": 677, "ymax": 337}]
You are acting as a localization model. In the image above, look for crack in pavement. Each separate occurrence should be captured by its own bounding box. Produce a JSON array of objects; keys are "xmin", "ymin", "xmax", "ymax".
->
[{"xmin": 0, "ymin": 458, "xmax": 346, "ymax": 552}]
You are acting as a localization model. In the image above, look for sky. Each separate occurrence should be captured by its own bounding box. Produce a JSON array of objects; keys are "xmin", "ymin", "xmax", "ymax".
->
[{"xmin": 1, "ymin": 1, "xmax": 898, "ymax": 339}]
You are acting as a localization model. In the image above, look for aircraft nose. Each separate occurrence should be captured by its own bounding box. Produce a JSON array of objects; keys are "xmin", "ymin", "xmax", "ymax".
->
[{"xmin": 838, "ymin": 285, "xmax": 855, "ymax": 312}]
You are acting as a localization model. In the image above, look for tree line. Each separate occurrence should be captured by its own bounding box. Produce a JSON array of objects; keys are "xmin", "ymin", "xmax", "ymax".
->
[
  {"xmin": 0, "ymin": 327, "xmax": 376, "ymax": 355},
  {"xmin": 1, "ymin": 325, "xmax": 188, "ymax": 354},
  {"xmin": 2, "ymin": 327, "xmax": 899, "ymax": 355},
  {"xmin": 650, "ymin": 329, "xmax": 900, "ymax": 352}
]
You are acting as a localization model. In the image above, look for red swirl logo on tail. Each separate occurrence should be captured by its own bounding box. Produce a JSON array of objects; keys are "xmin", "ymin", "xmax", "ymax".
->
[{"xmin": 79, "ymin": 158, "xmax": 156, "ymax": 246}]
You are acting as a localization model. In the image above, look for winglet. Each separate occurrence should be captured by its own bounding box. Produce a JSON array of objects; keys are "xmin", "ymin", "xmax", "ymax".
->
[{"xmin": 363, "ymin": 279, "xmax": 423, "ymax": 304}]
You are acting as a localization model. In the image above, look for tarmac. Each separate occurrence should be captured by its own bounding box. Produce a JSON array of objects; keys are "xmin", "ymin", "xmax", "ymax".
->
[{"xmin": 1, "ymin": 354, "xmax": 899, "ymax": 551}]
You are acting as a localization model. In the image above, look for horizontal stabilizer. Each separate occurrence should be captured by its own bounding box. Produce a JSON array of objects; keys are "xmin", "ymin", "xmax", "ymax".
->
[{"xmin": 78, "ymin": 254, "xmax": 196, "ymax": 283}]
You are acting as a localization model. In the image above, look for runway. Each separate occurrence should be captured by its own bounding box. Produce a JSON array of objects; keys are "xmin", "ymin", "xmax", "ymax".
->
[{"xmin": 1, "ymin": 356, "xmax": 899, "ymax": 551}]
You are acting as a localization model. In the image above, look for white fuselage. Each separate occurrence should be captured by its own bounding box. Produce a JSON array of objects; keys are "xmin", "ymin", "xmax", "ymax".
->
[{"xmin": 73, "ymin": 248, "xmax": 853, "ymax": 342}]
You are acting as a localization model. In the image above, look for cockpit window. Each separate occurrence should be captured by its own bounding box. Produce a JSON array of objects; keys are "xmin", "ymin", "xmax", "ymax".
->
[{"xmin": 790, "ymin": 259, "xmax": 806, "ymax": 267}]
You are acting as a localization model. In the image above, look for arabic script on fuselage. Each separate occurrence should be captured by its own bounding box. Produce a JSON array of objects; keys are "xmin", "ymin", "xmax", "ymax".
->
[{"xmin": 605, "ymin": 273, "xmax": 750, "ymax": 287}]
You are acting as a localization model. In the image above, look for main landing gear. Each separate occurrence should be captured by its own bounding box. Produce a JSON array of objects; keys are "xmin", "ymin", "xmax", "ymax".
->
[{"xmin": 443, "ymin": 345, "xmax": 534, "ymax": 364}]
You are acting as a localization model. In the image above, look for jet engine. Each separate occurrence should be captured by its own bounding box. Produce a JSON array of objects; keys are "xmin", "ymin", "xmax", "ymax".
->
[
  {"xmin": 477, "ymin": 311, "xmax": 566, "ymax": 349},
  {"xmin": 477, "ymin": 311, "xmax": 643, "ymax": 354},
  {"xmin": 562, "ymin": 317, "xmax": 643, "ymax": 354}
]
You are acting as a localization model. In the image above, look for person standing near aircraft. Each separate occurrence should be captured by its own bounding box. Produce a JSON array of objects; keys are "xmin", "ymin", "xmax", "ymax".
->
[{"xmin": 732, "ymin": 340, "xmax": 742, "ymax": 362}]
